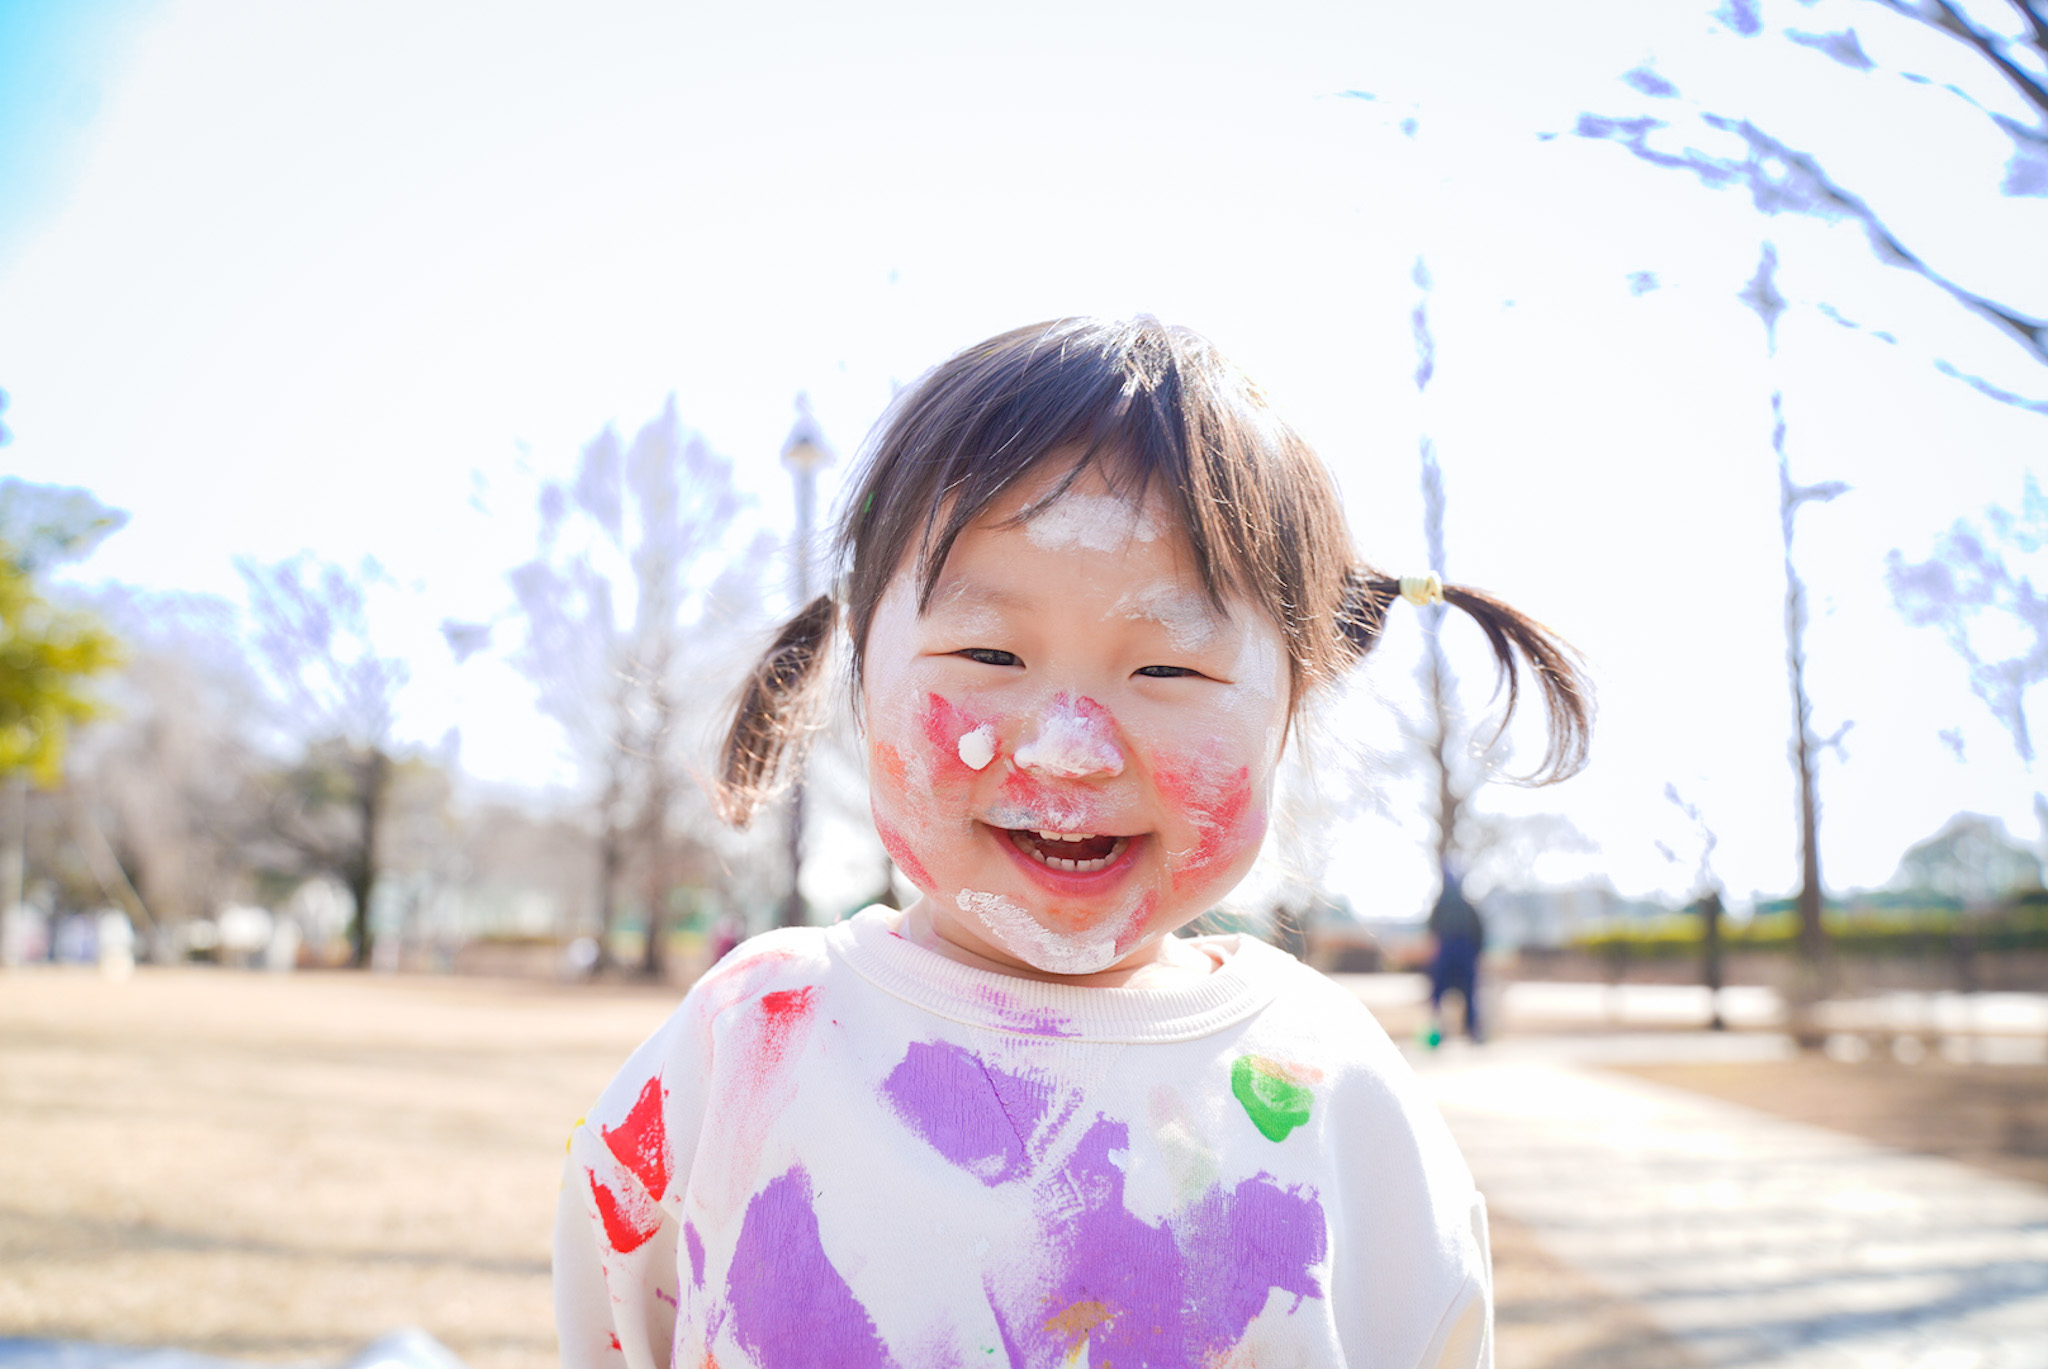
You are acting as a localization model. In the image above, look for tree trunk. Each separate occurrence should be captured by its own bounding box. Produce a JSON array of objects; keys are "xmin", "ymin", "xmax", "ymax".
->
[
  {"xmin": 637, "ymin": 678, "xmax": 676, "ymax": 981},
  {"xmin": 593, "ymin": 747, "xmax": 627, "ymax": 974},
  {"xmin": 1779, "ymin": 401, "xmax": 1835, "ymax": 1047},
  {"xmin": 347, "ymin": 748, "xmax": 390, "ymax": 970},
  {"xmin": 780, "ymin": 779, "xmax": 807, "ymax": 929},
  {"xmin": 0, "ymin": 775, "xmax": 24, "ymax": 966}
]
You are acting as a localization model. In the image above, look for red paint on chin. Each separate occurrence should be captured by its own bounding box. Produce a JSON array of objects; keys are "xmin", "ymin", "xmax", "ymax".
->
[
  {"xmin": 1156, "ymin": 764, "xmax": 1258, "ymax": 890},
  {"xmin": 600, "ymin": 1074, "xmax": 672, "ymax": 1200},
  {"xmin": 873, "ymin": 815, "xmax": 935, "ymax": 889}
]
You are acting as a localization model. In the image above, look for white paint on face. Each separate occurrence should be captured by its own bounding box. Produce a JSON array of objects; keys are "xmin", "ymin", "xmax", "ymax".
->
[
  {"xmin": 1115, "ymin": 581, "xmax": 1221, "ymax": 652},
  {"xmin": 957, "ymin": 724, "xmax": 997, "ymax": 771},
  {"xmin": 1023, "ymin": 493, "xmax": 1159, "ymax": 553},
  {"xmin": 1013, "ymin": 702, "xmax": 1124, "ymax": 778},
  {"xmin": 959, "ymin": 888, "xmax": 1122, "ymax": 975}
]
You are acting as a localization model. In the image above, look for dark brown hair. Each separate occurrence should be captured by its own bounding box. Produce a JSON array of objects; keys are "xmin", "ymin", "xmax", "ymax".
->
[{"xmin": 718, "ymin": 316, "xmax": 1591, "ymax": 826}]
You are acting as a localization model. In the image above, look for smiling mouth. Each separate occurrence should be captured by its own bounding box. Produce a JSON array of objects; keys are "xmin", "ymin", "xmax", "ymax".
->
[{"xmin": 1007, "ymin": 828, "xmax": 1130, "ymax": 873}]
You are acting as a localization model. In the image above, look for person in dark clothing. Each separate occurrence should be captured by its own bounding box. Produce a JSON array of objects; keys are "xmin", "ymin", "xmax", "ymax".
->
[{"xmin": 1427, "ymin": 863, "xmax": 1486, "ymax": 1044}]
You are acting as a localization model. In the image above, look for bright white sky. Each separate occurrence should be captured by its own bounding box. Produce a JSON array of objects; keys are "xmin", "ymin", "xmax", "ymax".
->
[{"xmin": 4, "ymin": 0, "xmax": 2044, "ymax": 921}]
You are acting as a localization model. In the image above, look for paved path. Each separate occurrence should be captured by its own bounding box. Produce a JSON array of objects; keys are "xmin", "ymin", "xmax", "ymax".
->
[{"xmin": 1407, "ymin": 1037, "xmax": 2048, "ymax": 1369}]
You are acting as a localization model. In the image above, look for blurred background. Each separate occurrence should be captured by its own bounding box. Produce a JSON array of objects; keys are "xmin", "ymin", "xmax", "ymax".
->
[{"xmin": 2, "ymin": 0, "xmax": 2044, "ymax": 1366}]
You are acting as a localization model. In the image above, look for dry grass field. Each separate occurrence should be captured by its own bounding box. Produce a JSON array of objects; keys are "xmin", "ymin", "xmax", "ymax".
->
[{"xmin": 0, "ymin": 966, "xmax": 679, "ymax": 1369}]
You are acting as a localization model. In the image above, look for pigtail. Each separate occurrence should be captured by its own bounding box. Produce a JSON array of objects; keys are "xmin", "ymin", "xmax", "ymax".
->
[
  {"xmin": 1339, "ymin": 567, "xmax": 1593, "ymax": 787},
  {"xmin": 717, "ymin": 593, "xmax": 839, "ymax": 828}
]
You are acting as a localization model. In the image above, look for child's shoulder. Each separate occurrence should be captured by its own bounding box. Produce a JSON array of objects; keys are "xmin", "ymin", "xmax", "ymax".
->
[
  {"xmin": 1227, "ymin": 939, "xmax": 1408, "ymax": 1069},
  {"xmin": 686, "ymin": 923, "xmax": 838, "ymax": 1016}
]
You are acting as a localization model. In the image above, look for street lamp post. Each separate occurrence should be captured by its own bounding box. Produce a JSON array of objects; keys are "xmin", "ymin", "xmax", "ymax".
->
[{"xmin": 779, "ymin": 395, "xmax": 832, "ymax": 929}]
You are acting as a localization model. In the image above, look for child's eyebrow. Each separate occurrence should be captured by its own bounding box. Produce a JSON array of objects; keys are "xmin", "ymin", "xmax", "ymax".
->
[
  {"xmin": 926, "ymin": 579, "xmax": 1031, "ymax": 615},
  {"xmin": 1114, "ymin": 583, "xmax": 1226, "ymax": 649}
]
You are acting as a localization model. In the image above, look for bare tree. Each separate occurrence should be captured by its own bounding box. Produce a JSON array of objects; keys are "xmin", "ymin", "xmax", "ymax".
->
[
  {"xmin": 70, "ymin": 588, "xmax": 271, "ymax": 941},
  {"xmin": 1577, "ymin": 0, "xmax": 2048, "ymax": 410},
  {"xmin": 1411, "ymin": 258, "xmax": 1468, "ymax": 878},
  {"xmin": 1887, "ymin": 473, "xmax": 2048, "ymax": 850},
  {"xmin": 491, "ymin": 399, "xmax": 758, "ymax": 977},
  {"xmin": 1742, "ymin": 244, "xmax": 1854, "ymax": 1038},
  {"xmin": 1660, "ymin": 784, "xmax": 1730, "ymax": 1029},
  {"xmin": 237, "ymin": 554, "xmax": 409, "ymax": 968}
]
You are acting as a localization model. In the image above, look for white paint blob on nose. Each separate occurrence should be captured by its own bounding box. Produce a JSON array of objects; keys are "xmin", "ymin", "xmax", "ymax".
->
[
  {"xmin": 1023, "ymin": 494, "xmax": 1160, "ymax": 553},
  {"xmin": 1013, "ymin": 704, "xmax": 1124, "ymax": 778},
  {"xmin": 957, "ymin": 724, "xmax": 997, "ymax": 771}
]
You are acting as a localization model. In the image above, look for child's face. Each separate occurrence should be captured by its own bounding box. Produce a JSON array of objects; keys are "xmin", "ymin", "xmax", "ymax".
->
[{"xmin": 861, "ymin": 462, "xmax": 1291, "ymax": 977}]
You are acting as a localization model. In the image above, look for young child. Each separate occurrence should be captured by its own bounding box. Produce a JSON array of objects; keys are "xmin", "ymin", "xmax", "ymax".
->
[{"xmin": 554, "ymin": 317, "xmax": 1590, "ymax": 1369}]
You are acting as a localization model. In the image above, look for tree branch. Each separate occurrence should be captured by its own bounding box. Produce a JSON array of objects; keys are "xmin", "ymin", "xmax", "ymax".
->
[
  {"xmin": 1875, "ymin": 0, "xmax": 2048, "ymax": 119},
  {"xmin": 1576, "ymin": 111, "xmax": 2048, "ymax": 368}
]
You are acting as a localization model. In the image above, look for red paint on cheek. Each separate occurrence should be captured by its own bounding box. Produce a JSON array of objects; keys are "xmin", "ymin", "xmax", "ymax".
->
[
  {"xmin": 919, "ymin": 693, "xmax": 974, "ymax": 770},
  {"xmin": 871, "ymin": 741, "xmax": 908, "ymax": 794},
  {"xmin": 588, "ymin": 1169, "xmax": 661, "ymax": 1253},
  {"xmin": 1157, "ymin": 764, "xmax": 1257, "ymax": 889},
  {"xmin": 873, "ymin": 816, "xmax": 935, "ymax": 889},
  {"xmin": 600, "ymin": 1074, "xmax": 672, "ymax": 1200}
]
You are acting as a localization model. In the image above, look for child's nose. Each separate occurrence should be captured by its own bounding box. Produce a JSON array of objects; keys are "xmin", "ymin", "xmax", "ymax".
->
[{"xmin": 1012, "ymin": 696, "xmax": 1125, "ymax": 779}]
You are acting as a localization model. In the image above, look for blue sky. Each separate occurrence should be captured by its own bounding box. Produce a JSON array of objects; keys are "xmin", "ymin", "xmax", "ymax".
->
[{"xmin": 3, "ymin": 0, "xmax": 2044, "ymax": 919}]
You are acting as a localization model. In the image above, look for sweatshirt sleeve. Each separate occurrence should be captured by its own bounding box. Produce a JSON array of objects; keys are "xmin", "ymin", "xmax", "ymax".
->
[
  {"xmin": 1416, "ymin": 1193, "xmax": 1494, "ymax": 1369},
  {"xmin": 553, "ymin": 1003, "xmax": 707, "ymax": 1369}
]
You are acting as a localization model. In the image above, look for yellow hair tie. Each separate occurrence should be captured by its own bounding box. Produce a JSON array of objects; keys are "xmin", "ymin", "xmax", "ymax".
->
[{"xmin": 1400, "ymin": 573, "xmax": 1444, "ymax": 607}]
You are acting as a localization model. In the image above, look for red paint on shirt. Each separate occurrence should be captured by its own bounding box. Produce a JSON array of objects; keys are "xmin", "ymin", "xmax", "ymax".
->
[
  {"xmin": 756, "ymin": 985, "xmax": 817, "ymax": 1066},
  {"xmin": 601, "ymin": 1074, "xmax": 672, "ymax": 1200},
  {"xmin": 588, "ymin": 1169, "xmax": 660, "ymax": 1253}
]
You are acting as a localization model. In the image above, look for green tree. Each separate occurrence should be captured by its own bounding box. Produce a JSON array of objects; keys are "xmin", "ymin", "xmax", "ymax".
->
[
  {"xmin": 0, "ymin": 478, "xmax": 127, "ymax": 948},
  {"xmin": 0, "ymin": 552, "xmax": 122, "ymax": 784},
  {"xmin": 0, "ymin": 479, "xmax": 127, "ymax": 782}
]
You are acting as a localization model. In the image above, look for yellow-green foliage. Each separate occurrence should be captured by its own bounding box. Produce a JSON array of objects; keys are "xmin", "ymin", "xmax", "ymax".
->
[
  {"xmin": 0, "ymin": 550, "xmax": 123, "ymax": 784},
  {"xmin": 1572, "ymin": 898, "xmax": 2048, "ymax": 958}
]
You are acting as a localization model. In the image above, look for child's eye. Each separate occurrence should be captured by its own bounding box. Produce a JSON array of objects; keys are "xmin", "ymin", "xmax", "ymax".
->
[
  {"xmin": 1135, "ymin": 665, "xmax": 1205, "ymax": 679},
  {"xmin": 957, "ymin": 648, "xmax": 1022, "ymax": 667}
]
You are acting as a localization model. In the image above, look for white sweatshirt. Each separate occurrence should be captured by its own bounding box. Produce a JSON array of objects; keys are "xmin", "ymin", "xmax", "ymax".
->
[{"xmin": 555, "ymin": 907, "xmax": 1491, "ymax": 1369}]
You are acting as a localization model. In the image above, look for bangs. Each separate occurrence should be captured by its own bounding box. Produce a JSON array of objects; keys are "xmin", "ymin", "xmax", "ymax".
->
[{"xmin": 838, "ymin": 317, "xmax": 1354, "ymax": 699}]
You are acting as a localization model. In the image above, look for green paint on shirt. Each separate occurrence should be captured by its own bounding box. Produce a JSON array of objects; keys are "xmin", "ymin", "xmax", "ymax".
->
[{"xmin": 1231, "ymin": 1054, "xmax": 1313, "ymax": 1142}]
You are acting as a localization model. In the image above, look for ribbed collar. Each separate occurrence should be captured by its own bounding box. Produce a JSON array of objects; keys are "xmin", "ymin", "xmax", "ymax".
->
[{"xmin": 825, "ymin": 905, "xmax": 1285, "ymax": 1044}]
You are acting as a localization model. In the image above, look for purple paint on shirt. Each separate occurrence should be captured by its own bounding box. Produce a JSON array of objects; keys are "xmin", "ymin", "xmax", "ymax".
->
[
  {"xmin": 881, "ymin": 1040, "xmax": 1053, "ymax": 1185},
  {"xmin": 992, "ymin": 1117, "xmax": 1328, "ymax": 1368},
  {"xmin": 727, "ymin": 1166, "xmax": 893, "ymax": 1369},
  {"xmin": 683, "ymin": 1220, "xmax": 705, "ymax": 1289},
  {"xmin": 973, "ymin": 985, "xmax": 1079, "ymax": 1038}
]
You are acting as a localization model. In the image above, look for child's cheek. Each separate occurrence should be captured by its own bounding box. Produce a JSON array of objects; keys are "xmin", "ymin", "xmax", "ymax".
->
[
  {"xmin": 1153, "ymin": 758, "xmax": 1263, "ymax": 891},
  {"xmin": 917, "ymin": 692, "xmax": 984, "ymax": 778}
]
